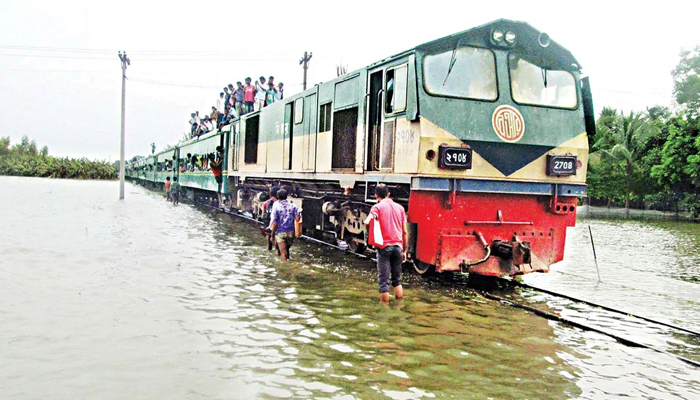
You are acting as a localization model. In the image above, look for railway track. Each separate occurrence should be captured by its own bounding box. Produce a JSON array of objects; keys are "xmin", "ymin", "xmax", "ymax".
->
[{"xmin": 188, "ymin": 197, "xmax": 700, "ymax": 369}]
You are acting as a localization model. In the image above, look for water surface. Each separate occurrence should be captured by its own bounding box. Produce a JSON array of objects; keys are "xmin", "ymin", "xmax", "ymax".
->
[{"xmin": 1, "ymin": 177, "xmax": 699, "ymax": 399}]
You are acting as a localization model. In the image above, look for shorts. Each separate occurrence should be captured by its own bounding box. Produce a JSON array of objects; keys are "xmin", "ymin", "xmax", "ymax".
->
[
  {"xmin": 275, "ymin": 232, "xmax": 295, "ymax": 245},
  {"xmin": 376, "ymin": 245, "xmax": 403, "ymax": 293}
]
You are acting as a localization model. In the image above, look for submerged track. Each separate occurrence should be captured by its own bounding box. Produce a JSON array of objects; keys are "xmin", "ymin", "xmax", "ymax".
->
[{"xmin": 185, "ymin": 197, "xmax": 700, "ymax": 369}]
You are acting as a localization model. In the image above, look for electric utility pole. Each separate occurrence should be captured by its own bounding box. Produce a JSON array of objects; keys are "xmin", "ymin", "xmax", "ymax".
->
[
  {"xmin": 118, "ymin": 51, "xmax": 130, "ymax": 200},
  {"xmin": 299, "ymin": 51, "xmax": 312, "ymax": 91}
]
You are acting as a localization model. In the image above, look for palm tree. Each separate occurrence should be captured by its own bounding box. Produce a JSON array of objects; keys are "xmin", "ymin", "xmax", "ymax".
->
[{"xmin": 594, "ymin": 110, "xmax": 657, "ymax": 217}]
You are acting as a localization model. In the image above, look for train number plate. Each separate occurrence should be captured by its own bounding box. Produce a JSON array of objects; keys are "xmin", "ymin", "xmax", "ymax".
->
[
  {"xmin": 438, "ymin": 146, "xmax": 472, "ymax": 169},
  {"xmin": 546, "ymin": 155, "xmax": 577, "ymax": 176}
]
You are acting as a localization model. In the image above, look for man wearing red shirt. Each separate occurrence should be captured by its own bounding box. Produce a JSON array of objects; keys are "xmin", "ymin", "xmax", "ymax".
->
[
  {"xmin": 364, "ymin": 184, "xmax": 407, "ymax": 302},
  {"xmin": 243, "ymin": 77, "xmax": 256, "ymax": 115},
  {"xmin": 209, "ymin": 146, "xmax": 224, "ymax": 207}
]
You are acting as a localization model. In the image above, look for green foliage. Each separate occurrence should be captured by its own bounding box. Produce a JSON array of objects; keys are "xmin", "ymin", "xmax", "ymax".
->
[
  {"xmin": 680, "ymin": 193, "xmax": 700, "ymax": 219},
  {"xmin": 673, "ymin": 45, "xmax": 700, "ymax": 116},
  {"xmin": 590, "ymin": 109, "xmax": 658, "ymax": 214},
  {"xmin": 0, "ymin": 135, "xmax": 117, "ymax": 180},
  {"xmin": 650, "ymin": 117, "xmax": 699, "ymax": 190},
  {"xmin": 587, "ymin": 45, "xmax": 700, "ymax": 217},
  {"xmin": 586, "ymin": 154, "xmax": 626, "ymax": 202},
  {"xmin": 0, "ymin": 137, "xmax": 10, "ymax": 157}
]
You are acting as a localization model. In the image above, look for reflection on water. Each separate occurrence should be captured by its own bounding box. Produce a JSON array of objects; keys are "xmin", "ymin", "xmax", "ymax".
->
[{"xmin": 1, "ymin": 177, "xmax": 699, "ymax": 399}]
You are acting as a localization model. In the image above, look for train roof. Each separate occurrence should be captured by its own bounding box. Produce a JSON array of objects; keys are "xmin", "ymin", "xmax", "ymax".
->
[
  {"xmin": 314, "ymin": 19, "xmax": 582, "ymax": 97},
  {"xmin": 363, "ymin": 18, "xmax": 581, "ymax": 73},
  {"xmin": 418, "ymin": 19, "xmax": 580, "ymax": 71}
]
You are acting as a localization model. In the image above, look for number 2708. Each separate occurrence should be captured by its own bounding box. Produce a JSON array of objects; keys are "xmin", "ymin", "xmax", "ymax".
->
[{"xmin": 554, "ymin": 161, "xmax": 574, "ymax": 170}]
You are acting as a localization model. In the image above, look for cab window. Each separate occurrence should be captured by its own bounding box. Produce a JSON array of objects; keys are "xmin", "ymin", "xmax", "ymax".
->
[
  {"xmin": 509, "ymin": 55, "xmax": 577, "ymax": 109},
  {"xmin": 385, "ymin": 64, "xmax": 408, "ymax": 114},
  {"xmin": 423, "ymin": 46, "xmax": 497, "ymax": 101}
]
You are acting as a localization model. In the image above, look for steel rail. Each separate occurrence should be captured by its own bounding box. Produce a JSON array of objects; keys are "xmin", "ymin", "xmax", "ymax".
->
[
  {"xmin": 479, "ymin": 290, "xmax": 700, "ymax": 369},
  {"xmin": 508, "ymin": 280, "xmax": 700, "ymax": 338}
]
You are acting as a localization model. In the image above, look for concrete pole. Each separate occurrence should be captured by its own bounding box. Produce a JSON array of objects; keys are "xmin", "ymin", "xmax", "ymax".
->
[
  {"xmin": 118, "ymin": 52, "xmax": 130, "ymax": 200},
  {"xmin": 299, "ymin": 51, "xmax": 312, "ymax": 91}
]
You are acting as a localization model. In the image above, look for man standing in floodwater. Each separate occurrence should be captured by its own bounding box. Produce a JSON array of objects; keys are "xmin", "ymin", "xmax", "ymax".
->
[
  {"xmin": 171, "ymin": 177, "xmax": 180, "ymax": 205},
  {"xmin": 165, "ymin": 176, "xmax": 172, "ymax": 202},
  {"xmin": 269, "ymin": 189, "xmax": 300, "ymax": 261},
  {"xmin": 261, "ymin": 186, "xmax": 280, "ymax": 254},
  {"xmin": 363, "ymin": 184, "xmax": 407, "ymax": 302}
]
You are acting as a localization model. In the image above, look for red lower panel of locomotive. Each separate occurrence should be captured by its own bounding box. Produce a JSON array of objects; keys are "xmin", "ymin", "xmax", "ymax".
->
[{"xmin": 408, "ymin": 191, "xmax": 577, "ymax": 277}]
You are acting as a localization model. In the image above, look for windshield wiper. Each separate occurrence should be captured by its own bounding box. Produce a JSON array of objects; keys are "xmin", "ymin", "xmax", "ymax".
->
[
  {"xmin": 442, "ymin": 39, "xmax": 461, "ymax": 86},
  {"xmin": 541, "ymin": 68, "xmax": 548, "ymax": 88}
]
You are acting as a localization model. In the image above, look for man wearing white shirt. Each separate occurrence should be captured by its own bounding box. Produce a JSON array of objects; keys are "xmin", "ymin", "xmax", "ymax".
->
[
  {"xmin": 255, "ymin": 76, "xmax": 267, "ymax": 112},
  {"xmin": 202, "ymin": 117, "xmax": 214, "ymax": 134},
  {"xmin": 188, "ymin": 113, "xmax": 197, "ymax": 137},
  {"xmin": 216, "ymin": 92, "xmax": 226, "ymax": 127}
]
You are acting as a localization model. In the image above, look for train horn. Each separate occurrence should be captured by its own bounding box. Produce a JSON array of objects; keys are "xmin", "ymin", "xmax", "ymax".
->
[{"xmin": 538, "ymin": 32, "xmax": 551, "ymax": 48}]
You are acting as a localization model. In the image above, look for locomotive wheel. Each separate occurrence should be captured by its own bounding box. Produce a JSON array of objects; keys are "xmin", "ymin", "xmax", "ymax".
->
[
  {"xmin": 413, "ymin": 260, "xmax": 435, "ymax": 275},
  {"xmin": 344, "ymin": 230, "xmax": 367, "ymax": 254}
]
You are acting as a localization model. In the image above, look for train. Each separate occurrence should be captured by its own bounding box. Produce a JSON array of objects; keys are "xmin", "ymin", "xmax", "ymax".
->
[{"xmin": 127, "ymin": 19, "xmax": 595, "ymax": 277}]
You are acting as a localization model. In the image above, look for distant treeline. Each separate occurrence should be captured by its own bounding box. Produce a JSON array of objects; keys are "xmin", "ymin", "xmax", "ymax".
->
[
  {"xmin": 0, "ymin": 136, "xmax": 117, "ymax": 180},
  {"xmin": 587, "ymin": 45, "xmax": 700, "ymax": 218}
]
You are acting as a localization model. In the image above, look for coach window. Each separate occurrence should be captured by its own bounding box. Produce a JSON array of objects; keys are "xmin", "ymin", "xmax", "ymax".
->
[
  {"xmin": 319, "ymin": 102, "xmax": 332, "ymax": 132},
  {"xmin": 294, "ymin": 98, "xmax": 304, "ymax": 124},
  {"xmin": 385, "ymin": 64, "xmax": 408, "ymax": 114},
  {"xmin": 423, "ymin": 46, "xmax": 497, "ymax": 100},
  {"xmin": 509, "ymin": 54, "xmax": 577, "ymax": 109}
]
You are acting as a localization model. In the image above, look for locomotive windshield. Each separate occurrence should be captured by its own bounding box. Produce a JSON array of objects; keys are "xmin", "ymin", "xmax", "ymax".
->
[
  {"xmin": 509, "ymin": 54, "xmax": 577, "ymax": 109},
  {"xmin": 423, "ymin": 46, "xmax": 497, "ymax": 101}
]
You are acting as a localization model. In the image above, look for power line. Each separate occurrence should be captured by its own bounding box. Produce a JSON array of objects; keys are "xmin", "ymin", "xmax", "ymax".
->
[
  {"xmin": 0, "ymin": 53, "xmax": 112, "ymax": 60},
  {"xmin": 0, "ymin": 52, "xmax": 297, "ymax": 62},
  {"xmin": 0, "ymin": 45, "xmax": 114, "ymax": 54},
  {"xmin": 129, "ymin": 78, "xmax": 220, "ymax": 89},
  {"xmin": 0, "ymin": 44, "xmax": 295, "ymax": 56},
  {"xmin": 0, "ymin": 68, "xmax": 113, "ymax": 73}
]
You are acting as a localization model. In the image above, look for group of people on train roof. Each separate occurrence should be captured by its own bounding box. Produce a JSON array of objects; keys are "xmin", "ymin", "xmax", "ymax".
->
[{"xmin": 187, "ymin": 76, "xmax": 284, "ymax": 139}]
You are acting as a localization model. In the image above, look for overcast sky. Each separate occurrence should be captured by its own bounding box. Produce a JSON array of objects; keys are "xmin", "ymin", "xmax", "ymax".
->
[{"xmin": 1, "ymin": 0, "xmax": 698, "ymax": 161}]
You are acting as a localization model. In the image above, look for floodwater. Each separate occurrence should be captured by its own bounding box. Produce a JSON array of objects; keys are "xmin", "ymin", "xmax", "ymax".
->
[{"xmin": 1, "ymin": 176, "xmax": 699, "ymax": 400}]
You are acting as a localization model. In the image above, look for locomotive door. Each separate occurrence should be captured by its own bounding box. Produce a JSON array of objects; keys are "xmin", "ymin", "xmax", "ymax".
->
[
  {"xmin": 302, "ymin": 93, "xmax": 317, "ymax": 171},
  {"xmin": 366, "ymin": 69, "xmax": 395, "ymax": 171}
]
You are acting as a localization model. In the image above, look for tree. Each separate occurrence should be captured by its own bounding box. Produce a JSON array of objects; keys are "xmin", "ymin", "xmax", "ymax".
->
[
  {"xmin": 0, "ymin": 137, "xmax": 9, "ymax": 157},
  {"xmin": 39, "ymin": 146, "xmax": 48, "ymax": 157},
  {"xmin": 673, "ymin": 45, "xmax": 700, "ymax": 116},
  {"xmin": 594, "ymin": 111, "xmax": 657, "ymax": 217},
  {"xmin": 651, "ymin": 116, "xmax": 699, "ymax": 201}
]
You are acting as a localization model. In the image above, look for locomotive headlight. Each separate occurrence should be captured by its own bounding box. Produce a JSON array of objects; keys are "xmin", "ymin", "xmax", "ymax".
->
[
  {"xmin": 505, "ymin": 31, "xmax": 516, "ymax": 44},
  {"xmin": 492, "ymin": 30, "xmax": 504, "ymax": 42}
]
